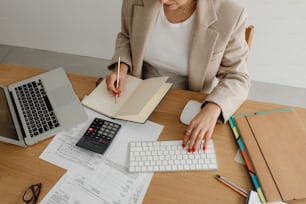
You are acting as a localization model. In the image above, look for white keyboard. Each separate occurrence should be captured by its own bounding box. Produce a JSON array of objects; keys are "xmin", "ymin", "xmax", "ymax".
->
[{"xmin": 128, "ymin": 140, "xmax": 218, "ymax": 172}]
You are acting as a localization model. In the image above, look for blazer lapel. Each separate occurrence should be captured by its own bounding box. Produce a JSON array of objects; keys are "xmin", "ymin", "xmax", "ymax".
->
[
  {"xmin": 188, "ymin": 0, "xmax": 218, "ymax": 91},
  {"xmin": 131, "ymin": 0, "xmax": 160, "ymax": 77}
]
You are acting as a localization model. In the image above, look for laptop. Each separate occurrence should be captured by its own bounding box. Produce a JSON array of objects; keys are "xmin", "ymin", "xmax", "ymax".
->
[{"xmin": 0, "ymin": 67, "xmax": 88, "ymax": 146}]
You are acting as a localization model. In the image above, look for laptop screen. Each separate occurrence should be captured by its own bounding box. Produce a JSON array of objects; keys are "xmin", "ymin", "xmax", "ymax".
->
[{"xmin": 0, "ymin": 87, "xmax": 19, "ymax": 140}]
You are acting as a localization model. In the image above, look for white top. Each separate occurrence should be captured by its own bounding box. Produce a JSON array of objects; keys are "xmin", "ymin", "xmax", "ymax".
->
[{"xmin": 143, "ymin": 6, "xmax": 195, "ymax": 76}]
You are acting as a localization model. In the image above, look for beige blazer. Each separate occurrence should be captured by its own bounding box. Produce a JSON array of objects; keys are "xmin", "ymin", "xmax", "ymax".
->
[{"xmin": 110, "ymin": 0, "xmax": 251, "ymax": 121}]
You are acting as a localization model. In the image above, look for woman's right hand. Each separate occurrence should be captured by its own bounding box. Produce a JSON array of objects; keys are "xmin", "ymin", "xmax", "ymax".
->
[{"xmin": 105, "ymin": 63, "xmax": 129, "ymax": 96}]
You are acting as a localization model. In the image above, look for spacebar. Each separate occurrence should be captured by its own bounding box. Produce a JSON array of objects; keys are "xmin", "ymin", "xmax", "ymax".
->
[{"xmin": 43, "ymin": 95, "xmax": 53, "ymax": 111}]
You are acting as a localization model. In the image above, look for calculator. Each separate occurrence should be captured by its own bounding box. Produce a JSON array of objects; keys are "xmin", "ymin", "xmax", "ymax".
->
[{"xmin": 76, "ymin": 118, "xmax": 121, "ymax": 154}]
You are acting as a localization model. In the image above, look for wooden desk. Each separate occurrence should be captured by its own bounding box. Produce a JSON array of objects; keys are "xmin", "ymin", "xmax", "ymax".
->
[{"xmin": 0, "ymin": 64, "xmax": 305, "ymax": 204}]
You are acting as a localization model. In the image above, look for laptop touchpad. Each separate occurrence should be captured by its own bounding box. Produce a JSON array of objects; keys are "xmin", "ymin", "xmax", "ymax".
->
[{"xmin": 51, "ymin": 85, "xmax": 77, "ymax": 107}]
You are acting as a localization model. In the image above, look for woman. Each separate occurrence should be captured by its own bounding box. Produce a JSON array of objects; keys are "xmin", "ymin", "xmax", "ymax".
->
[{"xmin": 105, "ymin": 0, "xmax": 250, "ymax": 152}]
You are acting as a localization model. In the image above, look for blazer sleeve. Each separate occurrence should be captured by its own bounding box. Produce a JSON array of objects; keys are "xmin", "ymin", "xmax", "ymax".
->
[
  {"xmin": 204, "ymin": 8, "xmax": 251, "ymax": 122},
  {"xmin": 108, "ymin": 0, "xmax": 133, "ymax": 71}
]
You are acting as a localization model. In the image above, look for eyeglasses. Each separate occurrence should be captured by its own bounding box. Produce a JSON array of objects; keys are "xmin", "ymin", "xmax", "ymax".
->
[{"xmin": 22, "ymin": 183, "xmax": 42, "ymax": 204}]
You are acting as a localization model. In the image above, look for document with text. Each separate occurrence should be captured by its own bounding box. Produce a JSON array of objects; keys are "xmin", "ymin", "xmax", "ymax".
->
[
  {"xmin": 39, "ymin": 107, "xmax": 163, "ymax": 169},
  {"xmin": 39, "ymin": 107, "xmax": 163, "ymax": 204},
  {"xmin": 40, "ymin": 159, "xmax": 152, "ymax": 204}
]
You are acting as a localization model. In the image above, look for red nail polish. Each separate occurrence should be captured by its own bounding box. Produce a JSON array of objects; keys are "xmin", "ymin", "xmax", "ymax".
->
[
  {"xmin": 188, "ymin": 148, "xmax": 191, "ymax": 153},
  {"xmin": 182, "ymin": 143, "xmax": 186, "ymax": 148},
  {"xmin": 203, "ymin": 146, "xmax": 207, "ymax": 151}
]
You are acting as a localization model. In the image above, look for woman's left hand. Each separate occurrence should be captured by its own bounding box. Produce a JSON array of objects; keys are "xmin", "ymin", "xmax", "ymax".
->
[{"xmin": 182, "ymin": 102, "xmax": 221, "ymax": 152}]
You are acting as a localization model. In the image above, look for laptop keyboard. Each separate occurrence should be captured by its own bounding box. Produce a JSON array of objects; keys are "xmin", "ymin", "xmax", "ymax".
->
[
  {"xmin": 15, "ymin": 79, "xmax": 60, "ymax": 137},
  {"xmin": 128, "ymin": 140, "xmax": 218, "ymax": 172}
]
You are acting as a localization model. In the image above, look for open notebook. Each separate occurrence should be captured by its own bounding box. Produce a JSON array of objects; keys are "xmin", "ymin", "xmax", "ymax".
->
[{"xmin": 82, "ymin": 75, "xmax": 171, "ymax": 123}]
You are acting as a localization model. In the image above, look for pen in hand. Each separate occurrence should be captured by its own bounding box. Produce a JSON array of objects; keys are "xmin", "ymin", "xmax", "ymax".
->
[
  {"xmin": 115, "ymin": 56, "xmax": 121, "ymax": 104},
  {"xmin": 216, "ymin": 175, "xmax": 248, "ymax": 198}
]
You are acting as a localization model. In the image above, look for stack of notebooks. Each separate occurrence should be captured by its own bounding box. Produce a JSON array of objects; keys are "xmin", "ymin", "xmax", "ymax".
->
[{"xmin": 229, "ymin": 108, "xmax": 306, "ymax": 203}]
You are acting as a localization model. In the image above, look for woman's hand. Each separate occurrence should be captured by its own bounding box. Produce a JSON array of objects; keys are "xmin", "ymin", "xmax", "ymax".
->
[
  {"xmin": 182, "ymin": 102, "xmax": 221, "ymax": 152},
  {"xmin": 105, "ymin": 63, "xmax": 129, "ymax": 96}
]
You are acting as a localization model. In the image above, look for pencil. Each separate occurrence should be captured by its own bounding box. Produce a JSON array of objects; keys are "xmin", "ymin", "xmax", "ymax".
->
[
  {"xmin": 115, "ymin": 56, "xmax": 120, "ymax": 104},
  {"xmin": 216, "ymin": 175, "xmax": 248, "ymax": 197}
]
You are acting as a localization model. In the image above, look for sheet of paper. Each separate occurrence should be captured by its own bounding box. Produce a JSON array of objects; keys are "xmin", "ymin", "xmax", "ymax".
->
[
  {"xmin": 40, "ymin": 159, "xmax": 152, "ymax": 204},
  {"xmin": 246, "ymin": 190, "xmax": 262, "ymax": 204},
  {"xmin": 246, "ymin": 190, "xmax": 287, "ymax": 204},
  {"xmin": 82, "ymin": 76, "xmax": 143, "ymax": 116},
  {"xmin": 39, "ymin": 107, "xmax": 164, "ymax": 170},
  {"xmin": 40, "ymin": 107, "xmax": 163, "ymax": 204},
  {"xmin": 234, "ymin": 149, "xmax": 245, "ymax": 165}
]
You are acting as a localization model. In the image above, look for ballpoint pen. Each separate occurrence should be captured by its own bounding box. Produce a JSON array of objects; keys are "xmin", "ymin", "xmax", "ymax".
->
[
  {"xmin": 216, "ymin": 175, "xmax": 248, "ymax": 198},
  {"xmin": 115, "ymin": 56, "xmax": 120, "ymax": 104}
]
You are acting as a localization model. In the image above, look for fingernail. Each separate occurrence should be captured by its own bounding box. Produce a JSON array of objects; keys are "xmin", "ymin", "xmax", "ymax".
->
[
  {"xmin": 188, "ymin": 148, "xmax": 191, "ymax": 153},
  {"xmin": 182, "ymin": 143, "xmax": 186, "ymax": 148},
  {"xmin": 203, "ymin": 146, "xmax": 207, "ymax": 151}
]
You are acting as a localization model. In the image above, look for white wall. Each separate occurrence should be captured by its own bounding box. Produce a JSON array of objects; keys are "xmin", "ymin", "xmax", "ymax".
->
[
  {"xmin": 239, "ymin": 0, "xmax": 306, "ymax": 89},
  {"xmin": 0, "ymin": 0, "xmax": 122, "ymax": 59},
  {"xmin": 1, "ymin": 0, "xmax": 306, "ymax": 89}
]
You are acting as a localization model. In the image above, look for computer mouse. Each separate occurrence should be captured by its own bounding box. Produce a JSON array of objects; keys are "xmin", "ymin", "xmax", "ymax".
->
[{"xmin": 180, "ymin": 100, "xmax": 202, "ymax": 125}]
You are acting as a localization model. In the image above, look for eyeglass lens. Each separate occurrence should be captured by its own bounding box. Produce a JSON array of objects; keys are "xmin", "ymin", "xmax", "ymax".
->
[{"xmin": 23, "ymin": 183, "xmax": 42, "ymax": 204}]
